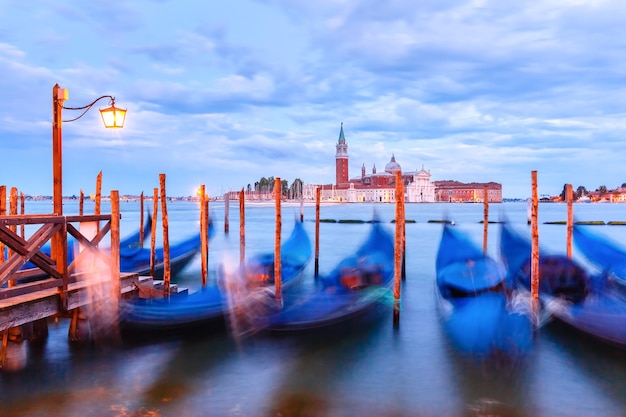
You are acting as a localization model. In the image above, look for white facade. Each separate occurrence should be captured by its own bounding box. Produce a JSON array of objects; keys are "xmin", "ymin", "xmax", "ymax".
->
[{"xmin": 406, "ymin": 167, "xmax": 436, "ymax": 203}]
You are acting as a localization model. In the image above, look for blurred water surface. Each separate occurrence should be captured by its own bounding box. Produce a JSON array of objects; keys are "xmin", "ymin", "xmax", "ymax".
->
[{"xmin": 1, "ymin": 200, "xmax": 626, "ymax": 416}]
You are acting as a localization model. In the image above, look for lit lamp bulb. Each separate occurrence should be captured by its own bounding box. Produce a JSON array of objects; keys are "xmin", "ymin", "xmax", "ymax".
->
[{"xmin": 99, "ymin": 99, "xmax": 127, "ymax": 128}]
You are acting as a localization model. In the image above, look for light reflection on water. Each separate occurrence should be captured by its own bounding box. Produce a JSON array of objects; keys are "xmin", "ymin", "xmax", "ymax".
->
[{"xmin": 2, "ymin": 201, "xmax": 626, "ymax": 416}]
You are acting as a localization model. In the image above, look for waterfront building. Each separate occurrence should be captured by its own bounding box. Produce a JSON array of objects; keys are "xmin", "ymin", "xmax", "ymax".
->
[{"xmin": 303, "ymin": 124, "xmax": 501, "ymax": 203}]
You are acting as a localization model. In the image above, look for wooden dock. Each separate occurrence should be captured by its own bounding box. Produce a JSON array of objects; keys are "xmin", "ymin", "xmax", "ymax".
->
[{"xmin": 0, "ymin": 209, "xmax": 146, "ymax": 370}]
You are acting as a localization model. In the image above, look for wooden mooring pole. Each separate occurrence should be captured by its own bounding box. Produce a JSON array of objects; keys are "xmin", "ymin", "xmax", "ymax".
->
[
  {"xmin": 393, "ymin": 172, "xmax": 404, "ymax": 328},
  {"xmin": 150, "ymin": 187, "xmax": 158, "ymax": 278},
  {"xmin": 314, "ymin": 186, "xmax": 321, "ymax": 278},
  {"xmin": 483, "ymin": 185, "xmax": 489, "ymax": 254},
  {"xmin": 79, "ymin": 189, "xmax": 84, "ymax": 215},
  {"xmin": 200, "ymin": 185, "xmax": 208, "ymax": 287},
  {"xmin": 240, "ymin": 188, "xmax": 245, "ymax": 266},
  {"xmin": 274, "ymin": 178, "xmax": 282, "ymax": 306},
  {"xmin": 140, "ymin": 191, "xmax": 145, "ymax": 248},
  {"xmin": 530, "ymin": 171, "xmax": 540, "ymax": 326},
  {"xmin": 159, "ymin": 174, "xmax": 171, "ymax": 296},
  {"xmin": 566, "ymin": 184, "xmax": 573, "ymax": 259},
  {"xmin": 224, "ymin": 193, "xmax": 230, "ymax": 234}
]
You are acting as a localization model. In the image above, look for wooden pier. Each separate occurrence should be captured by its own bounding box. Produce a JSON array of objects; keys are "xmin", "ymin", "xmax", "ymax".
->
[{"xmin": 0, "ymin": 210, "xmax": 145, "ymax": 370}]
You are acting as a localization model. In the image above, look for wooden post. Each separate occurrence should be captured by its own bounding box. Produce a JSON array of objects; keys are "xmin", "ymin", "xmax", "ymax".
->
[
  {"xmin": 51, "ymin": 84, "xmax": 64, "ymax": 279},
  {"xmin": 240, "ymin": 188, "xmax": 245, "ymax": 266},
  {"xmin": 79, "ymin": 189, "xmax": 84, "ymax": 215},
  {"xmin": 566, "ymin": 184, "xmax": 573, "ymax": 259},
  {"xmin": 110, "ymin": 190, "xmax": 121, "ymax": 319},
  {"xmin": 224, "ymin": 193, "xmax": 230, "ymax": 234},
  {"xmin": 19, "ymin": 192, "xmax": 24, "ymax": 238},
  {"xmin": 300, "ymin": 197, "xmax": 304, "ymax": 223},
  {"xmin": 159, "ymin": 174, "xmax": 171, "ymax": 296},
  {"xmin": 8, "ymin": 188, "xmax": 17, "ymax": 287},
  {"xmin": 204, "ymin": 193, "xmax": 210, "ymax": 285},
  {"xmin": 150, "ymin": 188, "xmax": 158, "ymax": 278},
  {"xmin": 0, "ymin": 186, "xmax": 4, "ymax": 265},
  {"xmin": 314, "ymin": 186, "xmax": 321, "ymax": 278},
  {"xmin": 401, "ymin": 189, "xmax": 406, "ymax": 281},
  {"xmin": 95, "ymin": 171, "xmax": 102, "ymax": 214},
  {"xmin": 530, "ymin": 171, "xmax": 540, "ymax": 325},
  {"xmin": 274, "ymin": 178, "xmax": 282, "ymax": 306},
  {"xmin": 483, "ymin": 185, "xmax": 489, "ymax": 254},
  {"xmin": 139, "ymin": 191, "xmax": 145, "ymax": 248},
  {"xmin": 200, "ymin": 185, "xmax": 208, "ymax": 288},
  {"xmin": 393, "ymin": 172, "xmax": 404, "ymax": 327}
]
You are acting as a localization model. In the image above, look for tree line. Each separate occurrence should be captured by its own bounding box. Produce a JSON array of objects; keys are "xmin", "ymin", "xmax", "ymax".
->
[
  {"xmin": 560, "ymin": 183, "xmax": 626, "ymax": 200},
  {"xmin": 245, "ymin": 177, "xmax": 304, "ymax": 199}
]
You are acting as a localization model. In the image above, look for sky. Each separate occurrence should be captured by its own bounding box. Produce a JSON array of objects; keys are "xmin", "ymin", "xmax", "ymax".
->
[{"xmin": 1, "ymin": 0, "xmax": 626, "ymax": 199}]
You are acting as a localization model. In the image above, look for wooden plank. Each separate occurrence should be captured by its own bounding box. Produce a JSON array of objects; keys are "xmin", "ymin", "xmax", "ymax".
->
[
  {"xmin": 0, "ymin": 278, "xmax": 62, "ymax": 300},
  {"xmin": 0, "ymin": 215, "xmax": 63, "ymax": 226}
]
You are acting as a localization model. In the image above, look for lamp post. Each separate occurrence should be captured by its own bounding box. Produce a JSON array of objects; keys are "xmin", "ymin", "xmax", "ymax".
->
[{"xmin": 51, "ymin": 83, "xmax": 126, "ymax": 268}]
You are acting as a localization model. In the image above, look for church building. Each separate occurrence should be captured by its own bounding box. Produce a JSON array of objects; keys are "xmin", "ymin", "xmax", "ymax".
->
[{"xmin": 304, "ymin": 124, "xmax": 437, "ymax": 203}]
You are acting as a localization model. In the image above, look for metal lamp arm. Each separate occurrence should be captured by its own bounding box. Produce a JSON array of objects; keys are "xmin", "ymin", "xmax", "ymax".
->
[{"xmin": 62, "ymin": 95, "xmax": 116, "ymax": 123}]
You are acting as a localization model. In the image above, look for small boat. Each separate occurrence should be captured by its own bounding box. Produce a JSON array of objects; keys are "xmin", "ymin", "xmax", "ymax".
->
[
  {"xmin": 573, "ymin": 223, "xmax": 626, "ymax": 286},
  {"xmin": 500, "ymin": 222, "xmax": 626, "ymax": 348},
  {"xmin": 435, "ymin": 224, "xmax": 533, "ymax": 360},
  {"xmin": 120, "ymin": 220, "xmax": 312, "ymax": 333},
  {"xmin": 250, "ymin": 220, "xmax": 395, "ymax": 333}
]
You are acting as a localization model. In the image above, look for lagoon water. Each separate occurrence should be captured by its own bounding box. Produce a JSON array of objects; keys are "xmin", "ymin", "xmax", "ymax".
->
[{"xmin": 2, "ymin": 200, "xmax": 626, "ymax": 417}]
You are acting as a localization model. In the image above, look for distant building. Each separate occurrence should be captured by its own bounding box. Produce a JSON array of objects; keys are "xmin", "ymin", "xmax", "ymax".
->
[
  {"xmin": 433, "ymin": 180, "xmax": 502, "ymax": 203},
  {"xmin": 303, "ymin": 124, "xmax": 502, "ymax": 203}
]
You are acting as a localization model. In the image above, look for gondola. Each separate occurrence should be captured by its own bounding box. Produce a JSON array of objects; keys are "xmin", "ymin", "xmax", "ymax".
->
[
  {"xmin": 120, "ymin": 220, "xmax": 312, "ymax": 333},
  {"xmin": 500, "ymin": 222, "xmax": 626, "ymax": 348},
  {"xmin": 435, "ymin": 224, "xmax": 533, "ymax": 360},
  {"xmin": 573, "ymin": 223, "xmax": 626, "ymax": 287},
  {"xmin": 248, "ymin": 220, "xmax": 395, "ymax": 333},
  {"xmin": 118, "ymin": 217, "xmax": 214, "ymax": 280}
]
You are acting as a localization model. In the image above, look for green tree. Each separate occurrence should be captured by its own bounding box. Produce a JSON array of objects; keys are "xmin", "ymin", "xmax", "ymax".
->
[{"xmin": 598, "ymin": 185, "xmax": 607, "ymax": 195}]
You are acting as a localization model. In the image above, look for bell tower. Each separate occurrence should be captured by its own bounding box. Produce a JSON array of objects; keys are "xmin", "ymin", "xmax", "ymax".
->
[{"xmin": 335, "ymin": 123, "xmax": 348, "ymax": 186}]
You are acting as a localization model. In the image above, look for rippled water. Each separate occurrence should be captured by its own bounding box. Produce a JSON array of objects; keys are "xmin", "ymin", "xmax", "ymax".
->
[{"xmin": 2, "ymin": 200, "xmax": 626, "ymax": 417}]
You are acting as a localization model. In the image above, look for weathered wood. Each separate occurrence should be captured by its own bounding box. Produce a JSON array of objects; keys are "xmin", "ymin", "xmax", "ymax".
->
[
  {"xmin": 0, "ymin": 272, "xmax": 140, "ymax": 332},
  {"xmin": 79, "ymin": 189, "xmax": 84, "ymax": 215},
  {"xmin": 139, "ymin": 191, "xmax": 144, "ymax": 248},
  {"xmin": 240, "ymin": 188, "xmax": 245, "ymax": 266},
  {"xmin": 393, "ymin": 171, "xmax": 404, "ymax": 327},
  {"xmin": 224, "ymin": 193, "xmax": 230, "ymax": 233},
  {"xmin": 95, "ymin": 171, "xmax": 102, "ymax": 216},
  {"xmin": 199, "ymin": 185, "xmax": 207, "ymax": 286},
  {"xmin": 314, "ymin": 186, "xmax": 320, "ymax": 278},
  {"xmin": 110, "ymin": 190, "xmax": 121, "ymax": 319},
  {"xmin": 0, "ymin": 223, "xmax": 62, "ymax": 284},
  {"xmin": 566, "ymin": 183, "xmax": 573, "ymax": 259},
  {"xmin": 19, "ymin": 192, "xmax": 24, "ymax": 238},
  {"xmin": 530, "ymin": 171, "xmax": 540, "ymax": 325},
  {"xmin": 0, "ymin": 186, "xmax": 5, "ymax": 267},
  {"xmin": 0, "ymin": 279, "xmax": 62, "ymax": 300},
  {"xmin": 274, "ymin": 177, "xmax": 282, "ymax": 305},
  {"xmin": 203, "ymin": 191, "xmax": 209, "ymax": 287},
  {"xmin": 150, "ymin": 188, "xmax": 158, "ymax": 277},
  {"xmin": 159, "ymin": 174, "xmax": 171, "ymax": 296},
  {"xmin": 483, "ymin": 185, "xmax": 489, "ymax": 254}
]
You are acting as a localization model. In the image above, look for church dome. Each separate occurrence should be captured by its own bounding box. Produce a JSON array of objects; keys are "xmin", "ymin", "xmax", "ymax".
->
[{"xmin": 384, "ymin": 154, "xmax": 401, "ymax": 173}]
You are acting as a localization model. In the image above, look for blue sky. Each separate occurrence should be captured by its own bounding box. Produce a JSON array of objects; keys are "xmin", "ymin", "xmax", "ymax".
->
[{"xmin": 1, "ymin": 0, "xmax": 625, "ymax": 199}]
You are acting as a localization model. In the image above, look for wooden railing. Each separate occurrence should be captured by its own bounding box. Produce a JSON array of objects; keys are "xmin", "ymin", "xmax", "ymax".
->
[{"xmin": 0, "ymin": 213, "xmax": 119, "ymax": 311}]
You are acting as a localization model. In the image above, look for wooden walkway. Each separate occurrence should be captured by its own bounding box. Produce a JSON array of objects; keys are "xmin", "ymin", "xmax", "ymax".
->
[{"xmin": 0, "ymin": 212, "xmax": 137, "ymax": 333}]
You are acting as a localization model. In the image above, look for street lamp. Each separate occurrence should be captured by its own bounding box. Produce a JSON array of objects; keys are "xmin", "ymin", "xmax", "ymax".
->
[
  {"xmin": 51, "ymin": 83, "xmax": 126, "ymax": 273},
  {"xmin": 52, "ymin": 83, "xmax": 127, "ymax": 216}
]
